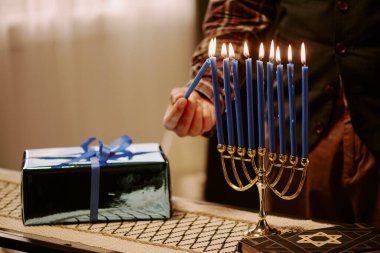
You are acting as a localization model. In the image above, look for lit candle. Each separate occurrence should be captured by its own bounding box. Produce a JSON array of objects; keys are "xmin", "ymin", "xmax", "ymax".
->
[
  {"xmin": 301, "ymin": 43, "xmax": 308, "ymax": 158},
  {"xmin": 257, "ymin": 43, "xmax": 265, "ymax": 148},
  {"xmin": 267, "ymin": 40, "xmax": 275, "ymax": 153},
  {"xmin": 244, "ymin": 42, "xmax": 255, "ymax": 150},
  {"xmin": 222, "ymin": 43, "xmax": 234, "ymax": 146},
  {"xmin": 210, "ymin": 38, "xmax": 225, "ymax": 145},
  {"xmin": 230, "ymin": 43, "xmax": 244, "ymax": 148},
  {"xmin": 276, "ymin": 46, "xmax": 286, "ymax": 155},
  {"xmin": 287, "ymin": 45, "xmax": 297, "ymax": 157},
  {"xmin": 184, "ymin": 48, "xmax": 211, "ymax": 99}
]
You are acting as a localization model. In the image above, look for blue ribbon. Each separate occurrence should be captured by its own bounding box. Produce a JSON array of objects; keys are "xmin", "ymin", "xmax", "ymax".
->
[{"xmin": 60, "ymin": 135, "xmax": 133, "ymax": 222}]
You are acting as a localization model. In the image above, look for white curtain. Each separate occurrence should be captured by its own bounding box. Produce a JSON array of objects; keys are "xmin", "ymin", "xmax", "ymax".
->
[{"xmin": 0, "ymin": 0, "xmax": 207, "ymax": 177}]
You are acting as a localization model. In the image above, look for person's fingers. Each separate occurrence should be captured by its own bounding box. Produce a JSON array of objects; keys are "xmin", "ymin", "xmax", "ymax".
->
[
  {"xmin": 175, "ymin": 99, "xmax": 196, "ymax": 137},
  {"xmin": 189, "ymin": 100, "xmax": 203, "ymax": 136},
  {"xmin": 163, "ymin": 98, "xmax": 187, "ymax": 130},
  {"xmin": 202, "ymin": 103, "xmax": 216, "ymax": 133},
  {"xmin": 170, "ymin": 87, "xmax": 187, "ymax": 104}
]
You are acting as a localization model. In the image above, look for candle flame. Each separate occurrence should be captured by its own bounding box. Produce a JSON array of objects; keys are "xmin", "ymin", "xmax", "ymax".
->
[
  {"xmin": 229, "ymin": 43, "xmax": 235, "ymax": 59},
  {"xmin": 208, "ymin": 38, "xmax": 216, "ymax": 57},
  {"xmin": 288, "ymin": 45, "xmax": 292, "ymax": 62},
  {"xmin": 221, "ymin": 43, "xmax": 227, "ymax": 58},
  {"xmin": 276, "ymin": 46, "xmax": 281, "ymax": 63},
  {"xmin": 259, "ymin": 42, "xmax": 264, "ymax": 60},
  {"xmin": 244, "ymin": 41, "xmax": 250, "ymax": 58},
  {"xmin": 301, "ymin": 42, "xmax": 306, "ymax": 64},
  {"xmin": 208, "ymin": 39, "xmax": 212, "ymax": 57},
  {"xmin": 269, "ymin": 40, "xmax": 274, "ymax": 61}
]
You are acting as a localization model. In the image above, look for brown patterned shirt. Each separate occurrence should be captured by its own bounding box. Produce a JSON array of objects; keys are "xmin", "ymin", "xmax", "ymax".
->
[{"xmin": 190, "ymin": 0, "xmax": 273, "ymax": 109}]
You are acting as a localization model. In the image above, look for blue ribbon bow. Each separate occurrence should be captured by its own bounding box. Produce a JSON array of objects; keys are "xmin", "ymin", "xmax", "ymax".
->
[{"xmin": 60, "ymin": 135, "xmax": 133, "ymax": 221}]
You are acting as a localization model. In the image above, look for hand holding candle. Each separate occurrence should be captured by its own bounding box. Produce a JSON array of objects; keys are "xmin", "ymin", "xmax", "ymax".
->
[{"xmin": 178, "ymin": 40, "xmax": 308, "ymax": 160}]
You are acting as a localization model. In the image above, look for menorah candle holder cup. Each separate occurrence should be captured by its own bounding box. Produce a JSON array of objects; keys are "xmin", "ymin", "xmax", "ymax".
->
[{"xmin": 217, "ymin": 143, "xmax": 309, "ymax": 238}]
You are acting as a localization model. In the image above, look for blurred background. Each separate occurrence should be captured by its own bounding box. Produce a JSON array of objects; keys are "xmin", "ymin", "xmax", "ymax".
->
[{"xmin": 0, "ymin": 0, "xmax": 209, "ymax": 200}]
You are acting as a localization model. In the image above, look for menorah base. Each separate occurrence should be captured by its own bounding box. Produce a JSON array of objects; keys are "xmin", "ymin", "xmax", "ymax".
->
[
  {"xmin": 244, "ymin": 218, "xmax": 280, "ymax": 238},
  {"xmin": 217, "ymin": 144, "xmax": 309, "ymax": 238}
]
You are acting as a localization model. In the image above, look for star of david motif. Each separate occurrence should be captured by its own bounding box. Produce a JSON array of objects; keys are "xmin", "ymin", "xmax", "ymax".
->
[{"xmin": 297, "ymin": 232, "xmax": 342, "ymax": 247}]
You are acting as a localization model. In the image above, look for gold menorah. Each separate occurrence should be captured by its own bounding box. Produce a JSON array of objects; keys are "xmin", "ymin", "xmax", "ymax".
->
[
  {"xmin": 186, "ymin": 38, "xmax": 309, "ymax": 237},
  {"xmin": 217, "ymin": 144, "xmax": 309, "ymax": 237}
]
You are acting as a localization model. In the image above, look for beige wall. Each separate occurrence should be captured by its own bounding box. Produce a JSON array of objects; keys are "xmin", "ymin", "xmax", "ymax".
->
[{"xmin": 0, "ymin": 0, "xmax": 207, "ymax": 200}]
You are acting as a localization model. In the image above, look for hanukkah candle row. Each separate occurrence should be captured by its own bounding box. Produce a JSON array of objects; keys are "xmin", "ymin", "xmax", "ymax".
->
[{"xmin": 185, "ymin": 39, "xmax": 308, "ymax": 158}]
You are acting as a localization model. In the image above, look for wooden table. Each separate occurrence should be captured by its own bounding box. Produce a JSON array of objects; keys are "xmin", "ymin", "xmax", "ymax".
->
[{"xmin": 0, "ymin": 168, "xmax": 331, "ymax": 253}]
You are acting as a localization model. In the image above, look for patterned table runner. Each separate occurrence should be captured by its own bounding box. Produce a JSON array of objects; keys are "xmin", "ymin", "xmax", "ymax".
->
[{"xmin": 0, "ymin": 168, "xmax": 331, "ymax": 253}]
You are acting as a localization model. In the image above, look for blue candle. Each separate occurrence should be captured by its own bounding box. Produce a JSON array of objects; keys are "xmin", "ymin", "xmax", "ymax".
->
[
  {"xmin": 301, "ymin": 43, "xmax": 309, "ymax": 158},
  {"xmin": 267, "ymin": 40, "xmax": 275, "ymax": 153},
  {"xmin": 276, "ymin": 46, "xmax": 286, "ymax": 155},
  {"xmin": 257, "ymin": 43, "xmax": 265, "ymax": 148},
  {"xmin": 184, "ymin": 59, "xmax": 211, "ymax": 99},
  {"xmin": 244, "ymin": 42, "xmax": 255, "ymax": 150},
  {"xmin": 209, "ymin": 38, "xmax": 224, "ymax": 145},
  {"xmin": 287, "ymin": 45, "xmax": 297, "ymax": 156},
  {"xmin": 230, "ymin": 44, "xmax": 244, "ymax": 148},
  {"xmin": 222, "ymin": 43, "xmax": 234, "ymax": 146}
]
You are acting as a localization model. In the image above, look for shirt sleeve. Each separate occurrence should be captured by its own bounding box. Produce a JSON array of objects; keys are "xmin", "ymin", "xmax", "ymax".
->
[{"xmin": 189, "ymin": 0, "xmax": 273, "ymax": 108}]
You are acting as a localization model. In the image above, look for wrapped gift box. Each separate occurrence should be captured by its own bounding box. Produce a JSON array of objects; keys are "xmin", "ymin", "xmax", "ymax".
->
[{"xmin": 21, "ymin": 140, "xmax": 171, "ymax": 225}]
